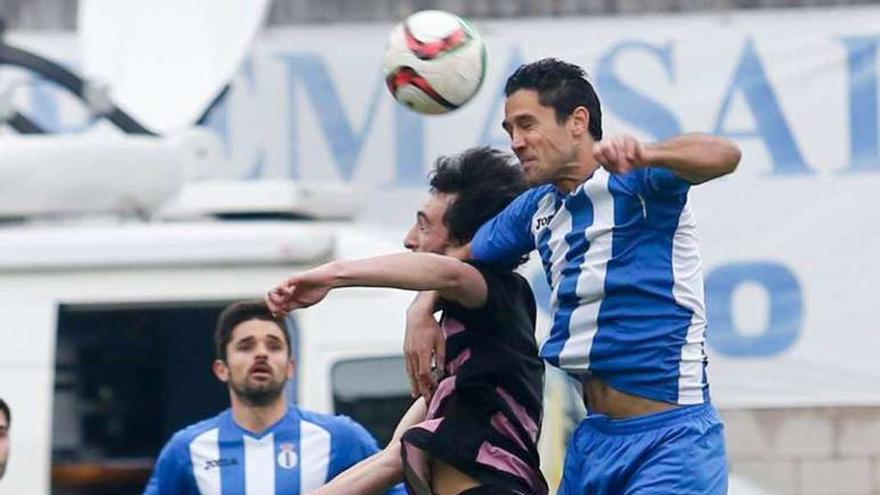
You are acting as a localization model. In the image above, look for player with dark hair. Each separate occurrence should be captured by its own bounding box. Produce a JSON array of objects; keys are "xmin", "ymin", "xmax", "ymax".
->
[
  {"xmin": 268, "ymin": 146, "xmax": 547, "ymax": 495},
  {"xmin": 143, "ymin": 301, "xmax": 404, "ymax": 495},
  {"xmin": 407, "ymin": 58, "xmax": 741, "ymax": 494},
  {"xmin": 0, "ymin": 398, "xmax": 10, "ymax": 481}
]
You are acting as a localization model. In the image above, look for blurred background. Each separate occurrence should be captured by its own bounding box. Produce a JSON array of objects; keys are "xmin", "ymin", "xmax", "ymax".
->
[{"xmin": 0, "ymin": 1, "xmax": 879, "ymax": 494}]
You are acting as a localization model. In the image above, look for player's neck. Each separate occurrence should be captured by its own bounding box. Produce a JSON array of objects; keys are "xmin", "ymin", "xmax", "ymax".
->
[
  {"xmin": 553, "ymin": 146, "xmax": 599, "ymax": 193},
  {"xmin": 230, "ymin": 394, "xmax": 288, "ymax": 434}
]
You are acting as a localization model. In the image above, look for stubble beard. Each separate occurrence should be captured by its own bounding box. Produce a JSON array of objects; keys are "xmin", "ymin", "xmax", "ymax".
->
[{"xmin": 230, "ymin": 375, "xmax": 287, "ymax": 408}]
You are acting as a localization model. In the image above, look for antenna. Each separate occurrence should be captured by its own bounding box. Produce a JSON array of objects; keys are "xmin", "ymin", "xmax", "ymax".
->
[{"xmin": 78, "ymin": 0, "xmax": 271, "ymax": 134}]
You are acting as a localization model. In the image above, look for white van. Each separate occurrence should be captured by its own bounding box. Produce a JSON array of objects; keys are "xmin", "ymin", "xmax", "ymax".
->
[{"xmin": 0, "ymin": 202, "xmax": 590, "ymax": 495}]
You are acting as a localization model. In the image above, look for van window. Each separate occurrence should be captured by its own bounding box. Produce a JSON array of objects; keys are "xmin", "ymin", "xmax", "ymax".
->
[
  {"xmin": 52, "ymin": 302, "xmax": 299, "ymax": 495},
  {"xmin": 331, "ymin": 356, "xmax": 412, "ymax": 446}
]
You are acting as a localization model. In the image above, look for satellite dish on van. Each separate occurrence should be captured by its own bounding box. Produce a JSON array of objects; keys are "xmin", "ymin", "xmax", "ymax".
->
[{"xmin": 78, "ymin": 0, "xmax": 270, "ymax": 134}]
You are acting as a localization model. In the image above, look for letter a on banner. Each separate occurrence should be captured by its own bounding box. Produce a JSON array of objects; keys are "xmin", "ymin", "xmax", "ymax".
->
[{"xmin": 714, "ymin": 39, "xmax": 810, "ymax": 175}]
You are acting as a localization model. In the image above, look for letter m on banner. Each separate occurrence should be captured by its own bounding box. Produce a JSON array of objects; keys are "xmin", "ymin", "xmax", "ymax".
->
[{"xmin": 277, "ymin": 54, "xmax": 385, "ymax": 181}]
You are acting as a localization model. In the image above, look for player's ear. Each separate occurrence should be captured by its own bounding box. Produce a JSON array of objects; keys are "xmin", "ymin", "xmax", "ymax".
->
[
  {"xmin": 213, "ymin": 359, "xmax": 230, "ymax": 383},
  {"xmin": 286, "ymin": 357, "xmax": 295, "ymax": 379},
  {"xmin": 569, "ymin": 106, "xmax": 589, "ymax": 138}
]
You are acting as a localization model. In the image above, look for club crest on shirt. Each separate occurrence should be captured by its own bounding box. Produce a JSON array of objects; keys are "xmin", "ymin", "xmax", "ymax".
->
[{"xmin": 277, "ymin": 442, "xmax": 298, "ymax": 469}]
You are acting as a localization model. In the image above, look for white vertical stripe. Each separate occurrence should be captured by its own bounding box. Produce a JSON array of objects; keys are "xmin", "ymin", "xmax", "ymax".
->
[
  {"xmin": 560, "ymin": 169, "xmax": 614, "ymax": 371},
  {"xmin": 244, "ymin": 434, "xmax": 276, "ymax": 495},
  {"xmin": 672, "ymin": 204, "xmax": 708, "ymax": 404},
  {"xmin": 531, "ymin": 192, "xmax": 568, "ymax": 304},
  {"xmin": 189, "ymin": 428, "xmax": 222, "ymax": 495},
  {"xmin": 299, "ymin": 420, "xmax": 331, "ymax": 492}
]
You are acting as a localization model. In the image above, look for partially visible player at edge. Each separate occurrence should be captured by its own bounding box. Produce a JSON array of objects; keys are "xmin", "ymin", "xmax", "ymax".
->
[{"xmin": 406, "ymin": 58, "xmax": 741, "ymax": 494}]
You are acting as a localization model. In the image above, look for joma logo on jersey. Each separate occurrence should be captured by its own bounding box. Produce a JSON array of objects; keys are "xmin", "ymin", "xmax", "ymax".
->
[
  {"xmin": 204, "ymin": 458, "xmax": 238, "ymax": 470},
  {"xmin": 534, "ymin": 215, "xmax": 553, "ymax": 231}
]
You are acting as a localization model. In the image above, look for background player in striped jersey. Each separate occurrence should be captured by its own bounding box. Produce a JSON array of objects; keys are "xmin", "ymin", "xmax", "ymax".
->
[
  {"xmin": 143, "ymin": 301, "xmax": 404, "ymax": 495},
  {"xmin": 268, "ymin": 147, "xmax": 547, "ymax": 495},
  {"xmin": 407, "ymin": 58, "xmax": 741, "ymax": 494}
]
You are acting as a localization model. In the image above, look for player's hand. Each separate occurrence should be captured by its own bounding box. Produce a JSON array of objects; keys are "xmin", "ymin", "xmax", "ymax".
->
[
  {"xmin": 266, "ymin": 284, "xmax": 290, "ymax": 316},
  {"xmin": 266, "ymin": 267, "xmax": 336, "ymax": 314},
  {"xmin": 405, "ymin": 292, "xmax": 444, "ymax": 402},
  {"xmin": 593, "ymin": 135, "xmax": 646, "ymax": 174}
]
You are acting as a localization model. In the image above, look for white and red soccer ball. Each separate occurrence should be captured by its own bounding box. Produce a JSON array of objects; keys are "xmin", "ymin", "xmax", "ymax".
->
[{"xmin": 382, "ymin": 10, "xmax": 487, "ymax": 115}]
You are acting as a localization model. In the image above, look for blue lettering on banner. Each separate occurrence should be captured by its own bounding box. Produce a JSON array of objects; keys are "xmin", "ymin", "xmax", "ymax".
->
[
  {"xmin": 841, "ymin": 36, "xmax": 880, "ymax": 172},
  {"xmin": 277, "ymin": 53, "xmax": 385, "ymax": 181},
  {"xmin": 596, "ymin": 41, "xmax": 682, "ymax": 141},
  {"xmin": 706, "ymin": 261, "xmax": 803, "ymax": 357},
  {"xmin": 714, "ymin": 39, "xmax": 811, "ymax": 175},
  {"xmin": 393, "ymin": 99, "xmax": 426, "ymax": 186}
]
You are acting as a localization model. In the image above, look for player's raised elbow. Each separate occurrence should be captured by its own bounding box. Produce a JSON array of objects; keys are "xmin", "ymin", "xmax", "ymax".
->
[{"xmin": 717, "ymin": 139, "xmax": 741, "ymax": 177}]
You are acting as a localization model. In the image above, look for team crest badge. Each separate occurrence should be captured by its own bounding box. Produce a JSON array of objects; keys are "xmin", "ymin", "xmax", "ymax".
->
[{"xmin": 277, "ymin": 442, "xmax": 298, "ymax": 469}]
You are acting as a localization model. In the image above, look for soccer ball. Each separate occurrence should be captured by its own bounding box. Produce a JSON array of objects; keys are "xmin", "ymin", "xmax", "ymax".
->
[{"xmin": 382, "ymin": 10, "xmax": 487, "ymax": 115}]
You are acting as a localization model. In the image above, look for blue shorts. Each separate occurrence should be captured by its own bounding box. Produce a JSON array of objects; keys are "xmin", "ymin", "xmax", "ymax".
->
[{"xmin": 558, "ymin": 403, "xmax": 728, "ymax": 495}]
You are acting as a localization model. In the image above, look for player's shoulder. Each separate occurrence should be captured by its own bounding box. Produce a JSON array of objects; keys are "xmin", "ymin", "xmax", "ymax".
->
[
  {"xmin": 521, "ymin": 184, "xmax": 557, "ymax": 205},
  {"xmin": 467, "ymin": 259, "xmax": 529, "ymax": 287},
  {"xmin": 604, "ymin": 168, "xmax": 644, "ymax": 195},
  {"xmin": 166, "ymin": 409, "xmax": 227, "ymax": 449},
  {"xmin": 296, "ymin": 407, "xmax": 372, "ymax": 440}
]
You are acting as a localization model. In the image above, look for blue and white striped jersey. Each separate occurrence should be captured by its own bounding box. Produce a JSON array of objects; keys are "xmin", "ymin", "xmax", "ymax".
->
[
  {"xmin": 472, "ymin": 166, "xmax": 709, "ymax": 405},
  {"xmin": 143, "ymin": 406, "xmax": 405, "ymax": 495}
]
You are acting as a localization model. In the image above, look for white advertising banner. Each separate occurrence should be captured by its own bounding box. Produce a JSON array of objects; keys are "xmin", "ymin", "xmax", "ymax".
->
[{"xmin": 3, "ymin": 5, "xmax": 879, "ymax": 407}]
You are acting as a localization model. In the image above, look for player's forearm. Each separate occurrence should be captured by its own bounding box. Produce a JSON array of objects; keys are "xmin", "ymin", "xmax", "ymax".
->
[
  {"xmin": 306, "ymin": 447, "xmax": 403, "ymax": 495},
  {"xmin": 644, "ymin": 133, "xmax": 741, "ymax": 184},
  {"xmin": 407, "ymin": 291, "xmax": 440, "ymax": 317},
  {"xmin": 331, "ymin": 253, "xmax": 467, "ymax": 293}
]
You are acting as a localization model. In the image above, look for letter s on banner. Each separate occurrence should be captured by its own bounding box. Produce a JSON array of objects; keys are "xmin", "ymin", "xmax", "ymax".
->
[{"xmin": 706, "ymin": 261, "xmax": 803, "ymax": 357}]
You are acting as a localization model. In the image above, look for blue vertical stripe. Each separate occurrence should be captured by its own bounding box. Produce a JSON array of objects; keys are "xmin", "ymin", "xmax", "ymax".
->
[
  {"xmin": 274, "ymin": 411, "xmax": 300, "ymax": 495},
  {"xmin": 543, "ymin": 189, "xmax": 594, "ymax": 366},
  {"xmin": 591, "ymin": 173, "xmax": 693, "ymax": 403},
  {"xmin": 219, "ymin": 413, "xmax": 246, "ymax": 495}
]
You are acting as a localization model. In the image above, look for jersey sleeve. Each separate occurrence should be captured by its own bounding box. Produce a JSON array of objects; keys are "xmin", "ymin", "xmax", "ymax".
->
[
  {"xmin": 328, "ymin": 416, "xmax": 379, "ymax": 475},
  {"xmin": 470, "ymin": 261, "xmax": 536, "ymax": 324},
  {"xmin": 444, "ymin": 261, "xmax": 537, "ymax": 340},
  {"xmin": 143, "ymin": 434, "xmax": 195, "ymax": 495},
  {"xmin": 471, "ymin": 188, "xmax": 541, "ymax": 266},
  {"xmin": 638, "ymin": 166, "xmax": 691, "ymax": 198}
]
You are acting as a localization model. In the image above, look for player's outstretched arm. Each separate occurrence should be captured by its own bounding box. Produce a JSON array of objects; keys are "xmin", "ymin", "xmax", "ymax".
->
[
  {"xmin": 594, "ymin": 133, "xmax": 741, "ymax": 184},
  {"xmin": 305, "ymin": 399, "xmax": 427, "ymax": 495},
  {"xmin": 267, "ymin": 252, "xmax": 487, "ymax": 314}
]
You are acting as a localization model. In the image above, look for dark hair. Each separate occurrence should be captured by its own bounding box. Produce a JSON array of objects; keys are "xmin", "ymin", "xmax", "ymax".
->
[
  {"xmin": 0, "ymin": 398, "xmax": 9, "ymax": 427},
  {"xmin": 429, "ymin": 146, "xmax": 527, "ymax": 246},
  {"xmin": 214, "ymin": 301, "xmax": 290, "ymax": 361},
  {"xmin": 505, "ymin": 58, "xmax": 603, "ymax": 141}
]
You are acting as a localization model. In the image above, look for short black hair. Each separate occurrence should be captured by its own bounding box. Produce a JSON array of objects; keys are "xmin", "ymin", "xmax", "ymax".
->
[
  {"xmin": 429, "ymin": 146, "xmax": 527, "ymax": 246},
  {"xmin": 505, "ymin": 58, "xmax": 603, "ymax": 141},
  {"xmin": 214, "ymin": 301, "xmax": 290, "ymax": 361},
  {"xmin": 0, "ymin": 398, "xmax": 9, "ymax": 427}
]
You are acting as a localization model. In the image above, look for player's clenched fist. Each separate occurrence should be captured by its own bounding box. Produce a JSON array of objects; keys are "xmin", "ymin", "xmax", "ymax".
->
[
  {"xmin": 266, "ymin": 265, "xmax": 338, "ymax": 315},
  {"xmin": 593, "ymin": 135, "xmax": 647, "ymax": 174}
]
